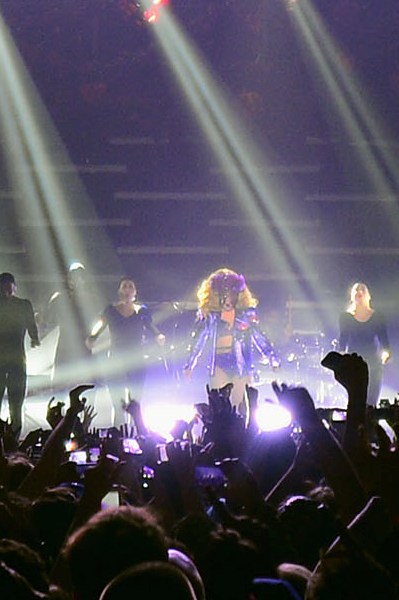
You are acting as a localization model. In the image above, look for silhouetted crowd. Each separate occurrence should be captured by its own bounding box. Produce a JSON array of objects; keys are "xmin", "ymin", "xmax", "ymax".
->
[{"xmin": 1, "ymin": 352, "xmax": 399, "ymax": 599}]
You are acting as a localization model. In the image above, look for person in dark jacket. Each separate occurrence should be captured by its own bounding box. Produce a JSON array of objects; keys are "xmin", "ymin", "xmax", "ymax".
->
[{"xmin": 0, "ymin": 272, "xmax": 40, "ymax": 438}]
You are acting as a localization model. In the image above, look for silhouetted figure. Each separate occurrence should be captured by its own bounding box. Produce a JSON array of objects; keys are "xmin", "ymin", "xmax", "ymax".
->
[
  {"xmin": 47, "ymin": 263, "xmax": 97, "ymax": 392},
  {"xmin": 0, "ymin": 272, "xmax": 40, "ymax": 438}
]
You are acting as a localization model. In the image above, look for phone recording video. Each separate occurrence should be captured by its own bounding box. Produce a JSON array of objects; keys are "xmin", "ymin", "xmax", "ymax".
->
[
  {"xmin": 88, "ymin": 447, "xmax": 101, "ymax": 463},
  {"xmin": 69, "ymin": 450, "xmax": 87, "ymax": 464},
  {"xmin": 98, "ymin": 428, "xmax": 109, "ymax": 439},
  {"xmin": 331, "ymin": 410, "xmax": 346, "ymax": 422},
  {"xmin": 141, "ymin": 465, "xmax": 155, "ymax": 493},
  {"xmin": 102, "ymin": 489, "xmax": 120, "ymax": 509},
  {"xmin": 194, "ymin": 466, "xmax": 227, "ymax": 488},
  {"xmin": 122, "ymin": 438, "xmax": 143, "ymax": 455},
  {"xmin": 142, "ymin": 465, "xmax": 155, "ymax": 479},
  {"xmin": 156, "ymin": 444, "xmax": 169, "ymax": 463},
  {"xmin": 321, "ymin": 351, "xmax": 343, "ymax": 372}
]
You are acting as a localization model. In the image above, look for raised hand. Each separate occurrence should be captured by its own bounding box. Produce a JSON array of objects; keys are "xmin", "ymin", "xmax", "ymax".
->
[
  {"xmin": 271, "ymin": 382, "xmax": 317, "ymax": 427},
  {"xmin": 245, "ymin": 384, "xmax": 259, "ymax": 410},
  {"xmin": 68, "ymin": 384, "xmax": 95, "ymax": 418},
  {"xmin": 125, "ymin": 395, "xmax": 148, "ymax": 437},
  {"xmin": 217, "ymin": 457, "xmax": 264, "ymax": 516},
  {"xmin": 321, "ymin": 353, "xmax": 369, "ymax": 455},
  {"xmin": 206, "ymin": 383, "xmax": 234, "ymax": 416},
  {"xmin": 321, "ymin": 351, "xmax": 368, "ymax": 395},
  {"xmin": 83, "ymin": 453, "xmax": 125, "ymax": 503},
  {"xmin": 351, "ymin": 421, "xmax": 399, "ymax": 521},
  {"xmin": 46, "ymin": 396, "xmax": 65, "ymax": 429},
  {"xmin": 81, "ymin": 404, "xmax": 98, "ymax": 433}
]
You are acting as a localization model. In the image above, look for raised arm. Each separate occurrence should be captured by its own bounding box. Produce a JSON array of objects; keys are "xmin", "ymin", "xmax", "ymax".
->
[
  {"xmin": 321, "ymin": 351, "xmax": 368, "ymax": 456},
  {"xmin": 17, "ymin": 384, "xmax": 94, "ymax": 499},
  {"xmin": 85, "ymin": 310, "xmax": 108, "ymax": 349},
  {"xmin": 272, "ymin": 382, "xmax": 367, "ymax": 524},
  {"xmin": 26, "ymin": 299, "xmax": 40, "ymax": 347}
]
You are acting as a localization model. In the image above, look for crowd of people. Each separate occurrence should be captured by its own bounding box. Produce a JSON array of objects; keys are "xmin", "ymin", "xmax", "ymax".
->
[{"xmin": 0, "ymin": 267, "xmax": 398, "ymax": 599}]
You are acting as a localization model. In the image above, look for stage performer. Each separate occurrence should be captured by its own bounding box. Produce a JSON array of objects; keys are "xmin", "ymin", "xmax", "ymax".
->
[
  {"xmin": 46, "ymin": 262, "xmax": 99, "ymax": 392},
  {"xmin": 183, "ymin": 268, "xmax": 279, "ymax": 414},
  {"xmin": 86, "ymin": 276, "xmax": 165, "ymax": 426},
  {"xmin": 339, "ymin": 281, "xmax": 391, "ymax": 407},
  {"xmin": 0, "ymin": 272, "xmax": 40, "ymax": 439}
]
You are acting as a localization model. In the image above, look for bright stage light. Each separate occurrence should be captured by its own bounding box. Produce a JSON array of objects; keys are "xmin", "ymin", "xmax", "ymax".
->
[
  {"xmin": 142, "ymin": 3, "xmax": 338, "ymax": 334},
  {"xmin": 255, "ymin": 401, "xmax": 292, "ymax": 432},
  {"xmin": 143, "ymin": 0, "xmax": 169, "ymax": 24},
  {"xmin": 289, "ymin": 0, "xmax": 399, "ymax": 228},
  {"xmin": 141, "ymin": 403, "xmax": 196, "ymax": 440}
]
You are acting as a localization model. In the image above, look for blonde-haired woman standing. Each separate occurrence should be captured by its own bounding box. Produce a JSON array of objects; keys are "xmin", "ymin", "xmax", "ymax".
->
[{"xmin": 339, "ymin": 282, "xmax": 391, "ymax": 407}]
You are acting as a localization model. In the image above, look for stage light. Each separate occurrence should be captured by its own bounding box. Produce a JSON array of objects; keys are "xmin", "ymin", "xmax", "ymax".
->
[
  {"xmin": 143, "ymin": 0, "xmax": 169, "ymax": 24},
  {"xmin": 255, "ymin": 401, "xmax": 292, "ymax": 432},
  {"xmin": 141, "ymin": 403, "xmax": 196, "ymax": 440}
]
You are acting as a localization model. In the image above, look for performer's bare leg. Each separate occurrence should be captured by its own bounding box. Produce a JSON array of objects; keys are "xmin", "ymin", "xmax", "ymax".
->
[{"xmin": 210, "ymin": 366, "xmax": 250, "ymax": 414}]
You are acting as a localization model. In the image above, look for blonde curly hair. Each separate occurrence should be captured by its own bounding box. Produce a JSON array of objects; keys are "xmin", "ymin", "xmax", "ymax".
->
[{"xmin": 197, "ymin": 268, "xmax": 258, "ymax": 317}]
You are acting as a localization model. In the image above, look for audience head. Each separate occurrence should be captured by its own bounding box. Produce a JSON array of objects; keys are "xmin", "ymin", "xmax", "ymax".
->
[
  {"xmin": 277, "ymin": 562, "xmax": 312, "ymax": 599},
  {"xmin": 168, "ymin": 548, "xmax": 206, "ymax": 600},
  {"xmin": 99, "ymin": 561, "xmax": 197, "ymax": 600},
  {"xmin": 6, "ymin": 454, "xmax": 34, "ymax": 491},
  {"xmin": 173, "ymin": 513, "xmax": 217, "ymax": 559},
  {"xmin": 63, "ymin": 506, "xmax": 168, "ymax": 600},
  {"xmin": 30, "ymin": 487, "xmax": 78, "ymax": 563},
  {"xmin": 306, "ymin": 544, "xmax": 398, "ymax": 599},
  {"xmin": 196, "ymin": 528, "xmax": 262, "ymax": 600},
  {"xmin": 278, "ymin": 496, "xmax": 338, "ymax": 570},
  {"xmin": 0, "ymin": 560, "xmax": 46, "ymax": 600},
  {"xmin": 0, "ymin": 540, "xmax": 49, "ymax": 597}
]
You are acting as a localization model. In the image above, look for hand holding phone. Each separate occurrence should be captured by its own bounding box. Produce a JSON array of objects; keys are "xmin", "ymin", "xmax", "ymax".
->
[
  {"xmin": 321, "ymin": 351, "xmax": 368, "ymax": 394},
  {"xmin": 122, "ymin": 438, "xmax": 143, "ymax": 455},
  {"xmin": 69, "ymin": 450, "xmax": 87, "ymax": 464},
  {"xmin": 195, "ymin": 466, "xmax": 226, "ymax": 488},
  {"xmin": 321, "ymin": 351, "xmax": 344, "ymax": 372}
]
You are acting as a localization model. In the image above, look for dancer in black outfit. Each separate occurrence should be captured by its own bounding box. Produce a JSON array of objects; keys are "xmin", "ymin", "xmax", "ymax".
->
[
  {"xmin": 0, "ymin": 272, "xmax": 40, "ymax": 438},
  {"xmin": 46, "ymin": 263, "xmax": 99, "ymax": 391},
  {"xmin": 339, "ymin": 282, "xmax": 390, "ymax": 407},
  {"xmin": 86, "ymin": 277, "xmax": 165, "ymax": 426}
]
